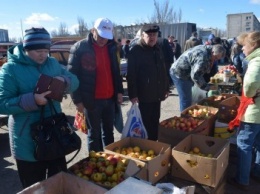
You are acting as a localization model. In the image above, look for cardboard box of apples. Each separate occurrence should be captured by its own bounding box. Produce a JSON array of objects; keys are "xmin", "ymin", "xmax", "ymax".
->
[
  {"xmin": 181, "ymin": 105, "xmax": 219, "ymax": 136},
  {"xmin": 158, "ymin": 115, "xmax": 209, "ymax": 148},
  {"xmin": 197, "ymin": 93, "xmax": 238, "ymax": 108},
  {"xmin": 171, "ymin": 134, "xmax": 230, "ymax": 187},
  {"xmin": 104, "ymin": 137, "xmax": 171, "ymax": 184},
  {"xmin": 69, "ymin": 151, "xmax": 146, "ymax": 189}
]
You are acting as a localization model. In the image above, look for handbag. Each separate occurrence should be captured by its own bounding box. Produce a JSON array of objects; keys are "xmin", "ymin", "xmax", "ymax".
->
[
  {"xmin": 121, "ymin": 103, "xmax": 148, "ymax": 139},
  {"xmin": 34, "ymin": 74, "xmax": 66, "ymax": 102},
  {"xmin": 73, "ymin": 110, "xmax": 88, "ymax": 134},
  {"xmin": 31, "ymin": 100, "xmax": 81, "ymax": 162}
]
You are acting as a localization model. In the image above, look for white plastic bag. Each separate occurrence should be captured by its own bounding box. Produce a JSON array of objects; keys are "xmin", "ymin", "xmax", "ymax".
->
[
  {"xmin": 191, "ymin": 85, "xmax": 207, "ymax": 105},
  {"xmin": 121, "ymin": 103, "xmax": 148, "ymax": 139}
]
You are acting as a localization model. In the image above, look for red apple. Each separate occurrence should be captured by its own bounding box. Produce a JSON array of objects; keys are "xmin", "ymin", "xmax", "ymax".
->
[{"xmin": 83, "ymin": 166, "xmax": 93, "ymax": 175}]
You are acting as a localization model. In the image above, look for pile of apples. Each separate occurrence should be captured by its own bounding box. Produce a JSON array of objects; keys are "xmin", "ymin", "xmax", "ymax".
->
[
  {"xmin": 188, "ymin": 146, "xmax": 213, "ymax": 158},
  {"xmin": 70, "ymin": 151, "xmax": 129, "ymax": 188},
  {"xmin": 186, "ymin": 147, "xmax": 213, "ymax": 168},
  {"xmin": 160, "ymin": 116, "xmax": 201, "ymax": 132},
  {"xmin": 213, "ymin": 95, "xmax": 227, "ymax": 101},
  {"xmin": 218, "ymin": 64, "xmax": 238, "ymax": 76},
  {"xmin": 113, "ymin": 146, "xmax": 156, "ymax": 161},
  {"xmin": 186, "ymin": 108, "xmax": 216, "ymax": 119}
]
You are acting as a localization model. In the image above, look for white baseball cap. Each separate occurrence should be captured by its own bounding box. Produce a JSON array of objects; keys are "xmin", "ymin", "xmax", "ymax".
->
[{"xmin": 94, "ymin": 18, "xmax": 113, "ymax": 40}]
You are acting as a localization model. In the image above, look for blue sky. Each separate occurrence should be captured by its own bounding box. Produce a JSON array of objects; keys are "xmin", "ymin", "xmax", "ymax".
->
[{"xmin": 0, "ymin": 0, "xmax": 260, "ymax": 40}]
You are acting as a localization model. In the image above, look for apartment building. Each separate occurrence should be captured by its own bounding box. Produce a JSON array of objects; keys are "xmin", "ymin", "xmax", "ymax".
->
[{"xmin": 227, "ymin": 12, "xmax": 260, "ymax": 39}]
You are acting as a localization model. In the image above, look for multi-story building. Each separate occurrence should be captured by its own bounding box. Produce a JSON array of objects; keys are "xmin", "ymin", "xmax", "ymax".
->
[
  {"xmin": 0, "ymin": 29, "xmax": 9, "ymax": 42},
  {"xmin": 227, "ymin": 12, "xmax": 260, "ymax": 39}
]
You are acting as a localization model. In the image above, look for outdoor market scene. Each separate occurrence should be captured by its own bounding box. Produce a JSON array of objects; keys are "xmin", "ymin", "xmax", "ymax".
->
[{"xmin": 0, "ymin": 1, "xmax": 260, "ymax": 194}]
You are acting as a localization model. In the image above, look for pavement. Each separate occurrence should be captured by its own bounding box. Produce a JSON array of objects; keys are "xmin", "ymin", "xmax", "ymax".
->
[{"xmin": 0, "ymin": 81, "xmax": 259, "ymax": 194}]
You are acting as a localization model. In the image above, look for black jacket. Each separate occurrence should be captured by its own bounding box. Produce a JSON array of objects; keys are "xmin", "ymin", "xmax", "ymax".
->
[
  {"xmin": 127, "ymin": 39, "xmax": 168, "ymax": 103},
  {"xmin": 67, "ymin": 33, "xmax": 123, "ymax": 110}
]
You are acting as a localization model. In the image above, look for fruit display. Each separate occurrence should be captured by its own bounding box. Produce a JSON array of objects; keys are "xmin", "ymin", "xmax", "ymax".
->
[
  {"xmin": 112, "ymin": 146, "xmax": 156, "ymax": 161},
  {"xmin": 218, "ymin": 64, "xmax": 238, "ymax": 76},
  {"xmin": 160, "ymin": 116, "xmax": 201, "ymax": 132},
  {"xmin": 185, "ymin": 107, "xmax": 216, "ymax": 119},
  {"xmin": 70, "ymin": 151, "xmax": 129, "ymax": 188}
]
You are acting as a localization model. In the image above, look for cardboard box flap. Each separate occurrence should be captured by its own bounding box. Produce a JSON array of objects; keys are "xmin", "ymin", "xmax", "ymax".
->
[
  {"xmin": 18, "ymin": 172, "xmax": 107, "ymax": 194},
  {"xmin": 124, "ymin": 159, "xmax": 145, "ymax": 178}
]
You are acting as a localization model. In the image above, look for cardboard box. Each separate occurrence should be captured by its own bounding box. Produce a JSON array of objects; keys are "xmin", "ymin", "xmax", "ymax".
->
[
  {"xmin": 197, "ymin": 93, "xmax": 238, "ymax": 108},
  {"xmin": 218, "ymin": 96, "xmax": 240, "ymax": 123},
  {"xmin": 171, "ymin": 134, "xmax": 230, "ymax": 187},
  {"xmin": 181, "ymin": 105, "xmax": 219, "ymax": 136},
  {"xmin": 104, "ymin": 137, "xmax": 171, "ymax": 184},
  {"xmin": 158, "ymin": 117, "xmax": 209, "ymax": 148},
  {"xmin": 105, "ymin": 177, "xmax": 163, "ymax": 194},
  {"xmin": 18, "ymin": 172, "xmax": 107, "ymax": 194}
]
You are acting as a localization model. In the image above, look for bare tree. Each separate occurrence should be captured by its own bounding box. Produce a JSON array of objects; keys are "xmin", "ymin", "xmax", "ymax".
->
[
  {"xmin": 51, "ymin": 29, "xmax": 58, "ymax": 37},
  {"xmin": 58, "ymin": 22, "xmax": 70, "ymax": 36},
  {"xmin": 76, "ymin": 17, "xmax": 88, "ymax": 37},
  {"xmin": 149, "ymin": 0, "xmax": 181, "ymax": 24}
]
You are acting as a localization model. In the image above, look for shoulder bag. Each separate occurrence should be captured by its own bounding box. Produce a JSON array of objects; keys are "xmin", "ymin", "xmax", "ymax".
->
[{"xmin": 31, "ymin": 100, "xmax": 81, "ymax": 163}]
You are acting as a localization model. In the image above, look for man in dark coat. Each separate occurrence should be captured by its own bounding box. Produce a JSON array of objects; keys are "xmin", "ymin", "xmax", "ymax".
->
[{"xmin": 127, "ymin": 24, "xmax": 169, "ymax": 140}]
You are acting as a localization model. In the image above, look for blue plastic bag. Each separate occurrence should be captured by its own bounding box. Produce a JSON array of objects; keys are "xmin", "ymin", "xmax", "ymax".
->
[{"xmin": 121, "ymin": 103, "xmax": 148, "ymax": 139}]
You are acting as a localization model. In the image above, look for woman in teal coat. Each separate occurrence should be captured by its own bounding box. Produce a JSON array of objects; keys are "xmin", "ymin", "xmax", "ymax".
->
[
  {"xmin": 228, "ymin": 31, "xmax": 260, "ymax": 190},
  {"xmin": 0, "ymin": 27, "xmax": 79, "ymax": 188}
]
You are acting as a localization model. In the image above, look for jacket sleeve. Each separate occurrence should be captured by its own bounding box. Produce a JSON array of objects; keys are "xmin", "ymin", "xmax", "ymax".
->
[
  {"xmin": 126, "ymin": 48, "xmax": 138, "ymax": 99},
  {"xmin": 0, "ymin": 64, "xmax": 38, "ymax": 115},
  {"xmin": 60, "ymin": 65, "xmax": 79, "ymax": 94},
  {"xmin": 67, "ymin": 42, "xmax": 83, "ymax": 104},
  {"xmin": 190, "ymin": 55, "xmax": 210, "ymax": 91},
  {"xmin": 243, "ymin": 60, "xmax": 260, "ymax": 98}
]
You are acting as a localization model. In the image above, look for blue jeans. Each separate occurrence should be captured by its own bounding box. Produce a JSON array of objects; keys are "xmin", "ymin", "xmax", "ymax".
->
[
  {"xmin": 170, "ymin": 73, "xmax": 193, "ymax": 111},
  {"xmin": 86, "ymin": 98, "xmax": 115, "ymax": 152},
  {"xmin": 236, "ymin": 121, "xmax": 260, "ymax": 185}
]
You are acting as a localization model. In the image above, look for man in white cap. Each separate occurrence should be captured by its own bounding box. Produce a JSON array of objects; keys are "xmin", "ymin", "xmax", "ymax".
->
[{"xmin": 68, "ymin": 18, "xmax": 123, "ymax": 152}]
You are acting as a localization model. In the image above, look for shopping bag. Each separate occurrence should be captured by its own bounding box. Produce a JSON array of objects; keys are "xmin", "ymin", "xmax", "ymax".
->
[
  {"xmin": 121, "ymin": 103, "xmax": 148, "ymax": 139},
  {"xmin": 114, "ymin": 103, "xmax": 124, "ymax": 133},
  {"xmin": 73, "ymin": 111, "xmax": 87, "ymax": 134},
  {"xmin": 192, "ymin": 84, "xmax": 207, "ymax": 104}
]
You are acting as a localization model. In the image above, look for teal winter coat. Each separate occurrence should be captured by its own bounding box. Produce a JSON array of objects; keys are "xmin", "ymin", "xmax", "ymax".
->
[{"xmin": 0, "ymin": 44, "xmax": 79, "ymax": 161}]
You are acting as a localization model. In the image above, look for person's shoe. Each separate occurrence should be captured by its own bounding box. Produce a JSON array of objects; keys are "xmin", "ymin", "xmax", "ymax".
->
[
  {"xmin": 227, "ymin": 177, "xmax": 248, "ymax": 191},
  {"xmin": 251, "ymin": 173, "xmax": 260, "ymax": 183}
]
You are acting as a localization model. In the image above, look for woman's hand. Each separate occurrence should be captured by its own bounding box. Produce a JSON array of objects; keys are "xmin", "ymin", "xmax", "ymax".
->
[
  {"xmin": 130, "ymin": 97, "xmax": 139, "ymax": 104},
  {"xmin": 76, "ymin": 103, "xmax": 85, "ymax": 113},
  {"xmin": 117, "ymin": 93, "xmax": 123, "ymax": 104},
  {"xmin": 34, "ymin": 91, "xmax": 52, "ymax": 105}
]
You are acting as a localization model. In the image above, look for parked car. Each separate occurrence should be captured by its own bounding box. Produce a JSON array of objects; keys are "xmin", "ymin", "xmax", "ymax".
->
[
  {"xmin": 49, "ymin": 40, "xmax": 77, "ymax": 66},
  {"xmin": 120, "ymin": 59, "xmax": 127, "ymax": 77}
]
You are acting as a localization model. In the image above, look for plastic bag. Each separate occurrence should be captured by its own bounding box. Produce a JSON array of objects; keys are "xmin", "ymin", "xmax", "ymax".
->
[
  {"xmin": 121, "ymin": 103, "xmax": 148, "ymax": 139},
  {"xmin": 191, "ymin": 85, "xmax": 207, "ymax": 104},
  {"xmin": 155, "ymin": 183, "xmax": 195, "ymax": 194},
  {"xmin": 73, "ymin": 111, "xmax": 87, "ymax": 134}
]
